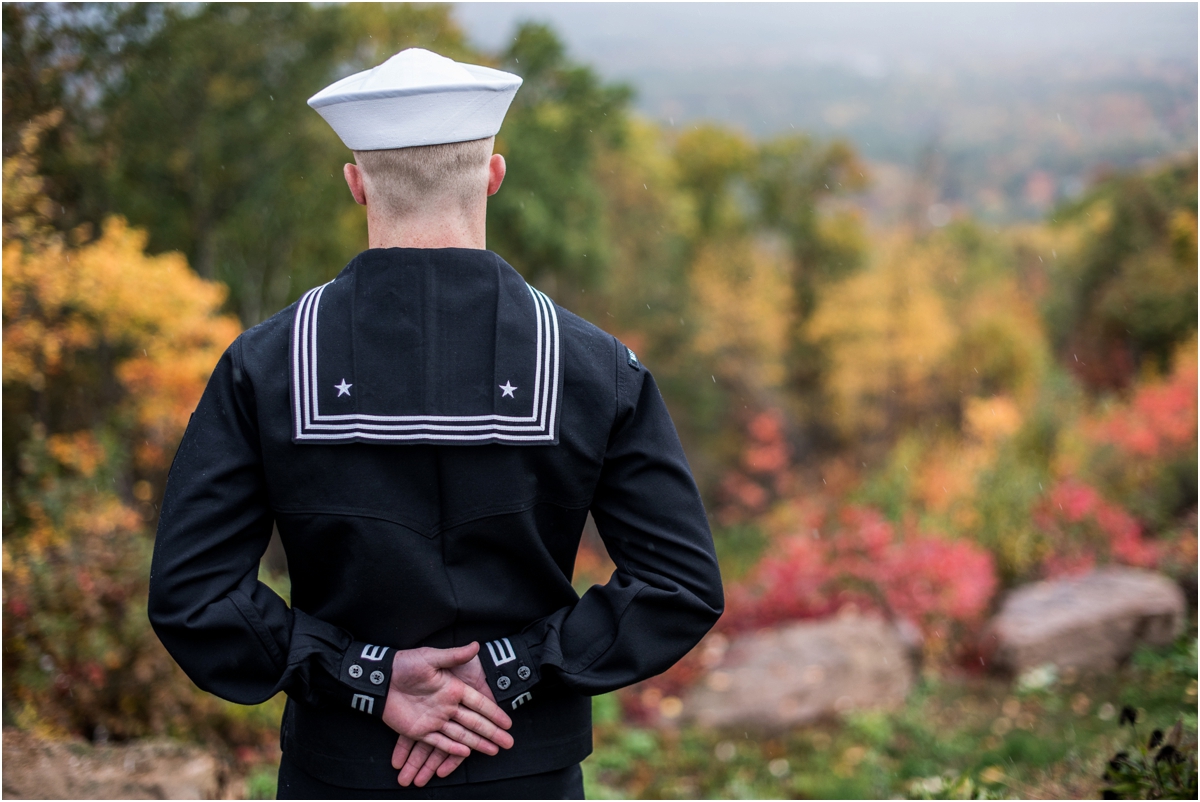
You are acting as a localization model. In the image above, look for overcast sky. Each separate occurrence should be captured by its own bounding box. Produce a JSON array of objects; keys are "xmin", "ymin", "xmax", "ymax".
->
[{"xmin": 454, "ymin": 2, "xmax": 1198, "ymax": 75}]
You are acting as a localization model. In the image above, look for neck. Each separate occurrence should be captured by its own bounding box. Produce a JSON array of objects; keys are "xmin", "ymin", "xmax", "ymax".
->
[{"xmin": 366, "ymin": 204, "xmax": 487, "ymax": 250}]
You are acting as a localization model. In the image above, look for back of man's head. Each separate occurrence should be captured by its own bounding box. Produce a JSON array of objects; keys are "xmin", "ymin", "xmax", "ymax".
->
[{"xmin": 352, "ymin": 136, "xmax": 494, "ymax": 220}]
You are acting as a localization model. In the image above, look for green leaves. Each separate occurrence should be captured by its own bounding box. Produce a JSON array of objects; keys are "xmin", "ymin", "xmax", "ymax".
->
[
  {"xmin": 487, "ymin": 22, "xmax": 632, "ymax": 290},
  {"xmin": 4, "ymin": 3, "xmax": 467, "ymax": 324},
  {"xmin": 1043, "ymin": 156, "xmax": 1197, "ymax": 390},
  {"xmin": 1102, "ymin": 712, "xmax": 1198, "ymax": 799}
]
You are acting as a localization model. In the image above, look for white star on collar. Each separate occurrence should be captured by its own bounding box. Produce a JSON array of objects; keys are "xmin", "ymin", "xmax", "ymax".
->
[
  {"xmin": 335, "ymin": 379, "xmax": 352, "ymax": 397},
  {"xmin": 499, "ymin": 381, "xmax": 517, "ymax": 398}
]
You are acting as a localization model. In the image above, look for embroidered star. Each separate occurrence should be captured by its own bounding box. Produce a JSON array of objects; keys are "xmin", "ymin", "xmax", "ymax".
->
[
  {"xmin": 499, "ymin": 381, "xmax": 517, "ymax": 398},
  {"xmin": 335, "ymin": 379, "xmax": 352, "ymax": 397}
]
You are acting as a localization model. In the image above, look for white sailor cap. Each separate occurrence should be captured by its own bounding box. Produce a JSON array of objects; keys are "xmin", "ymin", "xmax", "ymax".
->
[{"xmin": 307, "ymin": 48, "xmax": 522, "ymax": 151}]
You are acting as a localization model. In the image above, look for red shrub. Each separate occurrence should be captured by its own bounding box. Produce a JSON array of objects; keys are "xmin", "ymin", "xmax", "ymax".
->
[
  {"xmin": 716, "ymin": 409, "xmax": 793, "ymax": 524},
  {"xmin": 725, "ymin": 507, "xmax": 998, "ymax": 649},
  {"xmin": 1033, "ymin": 479, "xmax": 1159, "ymax": 577},
  {"xmin": 1087, "ymin": 357, "xmax": 1197, "ymax": 460}
]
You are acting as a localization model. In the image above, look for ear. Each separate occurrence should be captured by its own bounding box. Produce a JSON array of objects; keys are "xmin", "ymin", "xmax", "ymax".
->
[
  {"xmin": 344, "ymin": 163, "xmax": 367, "ymax": 206},
  {"xmin": 486, "ymin": 153, "xmax": 506, "ymax": 197}
]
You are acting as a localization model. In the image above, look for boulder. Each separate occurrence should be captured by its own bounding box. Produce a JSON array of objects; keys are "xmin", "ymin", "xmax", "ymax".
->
[
  {"xmin": 983, "ymin": 566, "xmax": 1186, "ymax": 676},
  {"xmin": 684, "ymin": 611, "xmax": 915, "ymax": 729},
  {"xmin": 2, "ymin": 729, "xmax": 229, "ymax": 799}
]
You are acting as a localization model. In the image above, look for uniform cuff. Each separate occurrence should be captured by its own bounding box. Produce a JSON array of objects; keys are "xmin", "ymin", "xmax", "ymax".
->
[
  {"xmin": 479, "ymin": 635, "xmax": 539, "ymax": 708},
  {"xmin": 338, "ymin": 641, "xmax": 393, "ymax": 719}
]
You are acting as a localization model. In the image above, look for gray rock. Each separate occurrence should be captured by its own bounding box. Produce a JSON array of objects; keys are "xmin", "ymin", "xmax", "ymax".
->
[
  {"xmin": 2, "ymin": 729, "xmax": 229, "ymax": 799},
  {"xmin": 983, "ymin": 566, "xmax": 1186, "ymax": 676},
  {"xmin": 683, "ymin": 611, "xmax": 915, "ymax": 729}
]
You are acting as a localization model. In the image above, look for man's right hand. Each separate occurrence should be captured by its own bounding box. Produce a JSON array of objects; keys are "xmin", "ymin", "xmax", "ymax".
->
[
  {"xmin": 391, "ymin": 650, "xmax": 506, "ymax": 786},
  {"xmin": 381, "ymin": 642, "xmax": 514, "ymax": 759}
]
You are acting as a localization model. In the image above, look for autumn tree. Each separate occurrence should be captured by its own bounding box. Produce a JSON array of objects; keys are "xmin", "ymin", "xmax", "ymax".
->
[
  {"xmin": 1045, "ymin": 154, "xmax": 1198, "ymax": 390},
  {"xmin": 2, "ymin": 2, "xmax": 468, "ymax": 324},
  {"xmin": 2, "ymin": 115, "xmax": 245, "ymax": 741}
]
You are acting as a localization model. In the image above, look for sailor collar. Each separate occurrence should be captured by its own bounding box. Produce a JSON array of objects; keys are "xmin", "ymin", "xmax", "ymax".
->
[{"xmin": 290, "ymin": 248, "xmax": 562, "ymax": 445}]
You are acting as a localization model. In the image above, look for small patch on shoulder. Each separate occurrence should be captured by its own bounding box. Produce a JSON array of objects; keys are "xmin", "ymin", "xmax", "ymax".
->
[{"xmin": 626, "ymin": 347, "xmax": 641, "ymax": 370}]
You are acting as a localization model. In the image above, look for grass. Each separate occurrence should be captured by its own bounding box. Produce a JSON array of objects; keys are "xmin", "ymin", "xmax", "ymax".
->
[
  {"xmin": 245, "ymin": 766, "xmax": 278, "ymax": 800},
  {"xmin": 229, "ymin": 619, "xmax": 1195, "ymax": 799},
  {"xmin": 582, "ymin": 625, "xmax": 1198, "ymax": 799}
]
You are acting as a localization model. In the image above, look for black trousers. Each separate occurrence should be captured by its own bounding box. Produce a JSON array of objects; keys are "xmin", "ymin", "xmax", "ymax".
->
[{"xmin": 276, "ymin": 753, "xmax": 585, "ymax": 800}]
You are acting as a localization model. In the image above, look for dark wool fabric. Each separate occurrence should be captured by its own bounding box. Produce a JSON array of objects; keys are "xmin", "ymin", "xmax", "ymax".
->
[
  {"xmin": 148, "ymin": 248, "xmax": 724, "ymax": 790},
  {"xmin": 277, "ymin": 755, "xmax": 585, "ymax": 800}
]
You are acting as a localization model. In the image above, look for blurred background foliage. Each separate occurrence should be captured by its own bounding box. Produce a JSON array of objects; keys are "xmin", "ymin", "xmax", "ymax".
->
[{"xmin": 2, "ymin": 2, "xmax": 1196, "ymax": 796}]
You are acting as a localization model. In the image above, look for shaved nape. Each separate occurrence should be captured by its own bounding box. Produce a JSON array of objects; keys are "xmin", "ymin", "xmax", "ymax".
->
[{"xmin": 353, "ymin": 137, "xmax": 494, "ymax": 218}]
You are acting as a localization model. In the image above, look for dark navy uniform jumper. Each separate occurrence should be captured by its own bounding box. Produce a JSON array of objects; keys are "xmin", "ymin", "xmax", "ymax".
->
[{"xmin": 148, "ymin": 248, "xmax": 724, "ymax": 796}]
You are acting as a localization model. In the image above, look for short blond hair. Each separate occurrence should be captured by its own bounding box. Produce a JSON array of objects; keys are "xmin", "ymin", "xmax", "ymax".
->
[{"xmin": 353, "ymin": 137, "xmax": 493, "ymax": 217}]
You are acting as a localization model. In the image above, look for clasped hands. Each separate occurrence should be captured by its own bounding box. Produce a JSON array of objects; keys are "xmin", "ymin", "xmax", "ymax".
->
[{"xmin": 382, "ymin": 642, "xmax": 514, "ymax": 787}]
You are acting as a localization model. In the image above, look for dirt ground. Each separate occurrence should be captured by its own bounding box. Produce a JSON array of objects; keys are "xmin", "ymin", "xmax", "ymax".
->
[{"xmin": 2, "ymin": 728, "xmax": 247, "ymax": 800}]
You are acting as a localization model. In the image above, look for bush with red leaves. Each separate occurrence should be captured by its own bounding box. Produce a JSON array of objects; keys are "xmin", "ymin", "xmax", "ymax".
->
[
  {"xmin": 1088, "ymin": 354, "xmax": 1196, "ymax": 461},
  {"xmin": 716, "ymin": 409, "xmax": 792, "ymax": 525},
  {"xmin": 1033, "ymin": 479, "xmax": 1160, "ymax": 578},
  {"xmin": 725, "ymin": 507, "xmax": 997, "ymax": 653},
  {"xmin": 1080, "ymin": 352, "xmax": 1198, "ymax": 533}
]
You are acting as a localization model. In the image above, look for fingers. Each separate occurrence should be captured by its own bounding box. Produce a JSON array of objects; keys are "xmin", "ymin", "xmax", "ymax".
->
[
  {"xmin": 440, "ymin": 720, "xmax": 503, "ymax": 756},
  {"xmin": 452, "ymin": 706, "xmax": 515, "ymax": 750},
  {"xmin": 436, "ymin": 753, "xmax": 466, "ymax": 779},
  {"xmin": 412, "ymin": 749, "xmax": 450, "ymax": 788},
  {"xmin": 397, "ymin": 741, "xmax": 434, "ymax": 786},
  {"xmin": 398, "ymin": 742, "xmax": 466, "ymax": 788},
  {"xmin": 395, "ymin": 699, "xmax": 512, "ymax": 789},
  {"xmin": 419, "ymin": 730, "xmax": 472, "ymax": 758},
  {"xmin": 460, "ymin": 684, "xmax": 513, "ymax": 730},
  {"xmin": 391, "ymin": 734, "xmax": 415, "ymax": 770},
  {"xmin": 424, "ymin": 641, "xmax": 480, "ymax": 669}
]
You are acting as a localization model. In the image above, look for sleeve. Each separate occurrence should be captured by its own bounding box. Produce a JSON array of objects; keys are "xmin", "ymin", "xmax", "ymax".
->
[
  {"xmin": 147, "ymin": 338, "xmax": 394, "ymax": 720},
  {"xmin": 478, "ymin": 340, "xmax": 724, "ymax": 707}
]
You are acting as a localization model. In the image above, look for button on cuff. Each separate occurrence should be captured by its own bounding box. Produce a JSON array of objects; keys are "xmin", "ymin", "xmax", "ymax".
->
[
  {"xmin": 338, "ymin": 641, "xmax": 394, "ymax": 719},
  {"xmin": 479, "ymin": 635, "xmax": 539, "ymax": 702}
]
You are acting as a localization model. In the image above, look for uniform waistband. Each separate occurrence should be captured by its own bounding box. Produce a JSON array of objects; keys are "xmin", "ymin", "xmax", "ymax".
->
[
  {"xmin": 280, "ymin": 692, "xmax": 593, "ymax": 789},
  {"xmin": 277, "ymin": 752, "xmax": 585, "ymax": 799}
]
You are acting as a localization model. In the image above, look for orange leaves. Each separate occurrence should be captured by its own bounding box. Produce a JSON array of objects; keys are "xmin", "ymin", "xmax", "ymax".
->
[
  {"xmin": 963, "ymin": 396, "xmax": 1023, "ymax": 445},
  {"xmin": 3, "ymin": 216, "xmax": 240, "ymax": 471},
  {"xmin": 2, "ymin": 115, "xmax": 244, "ymax": 739},
  {"xmin": 46, "ymin": 432, "xmax": 106, "ymax": 478}
]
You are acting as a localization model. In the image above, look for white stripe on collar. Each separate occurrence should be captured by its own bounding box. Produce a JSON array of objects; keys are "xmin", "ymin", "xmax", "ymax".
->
[{"xmin": 291, "ymin": 279, "xmax": 561, "ymax": 443}]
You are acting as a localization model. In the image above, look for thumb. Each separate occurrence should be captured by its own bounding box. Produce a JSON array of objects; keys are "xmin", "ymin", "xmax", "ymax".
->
[{"xmin": 425, "ymin": 641, "xmax": 480, "ymax": 669}]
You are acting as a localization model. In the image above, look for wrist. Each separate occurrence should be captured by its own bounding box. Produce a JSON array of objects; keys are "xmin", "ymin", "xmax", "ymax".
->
[
  {"xmin": 338, "ymin": 641, "xmax": 394, "ymax": 719},
  {"xmin": 479, "ymin": 635, "xmax": 539, "ymax": 707}
]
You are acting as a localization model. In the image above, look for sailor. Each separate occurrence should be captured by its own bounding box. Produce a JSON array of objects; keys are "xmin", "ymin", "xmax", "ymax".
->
[{"xmin": 148, "ymin": 48, "xmax": 723, "ymax": 799}]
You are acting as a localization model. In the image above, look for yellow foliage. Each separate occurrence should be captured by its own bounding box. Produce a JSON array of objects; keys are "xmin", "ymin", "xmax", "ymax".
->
[
  {"xmin": 1, "ymin": 111, "xmax": 62, "ymax": 244},
  {"xmin": 963, "ymin": 396, "xmax": 1023, "ymax": 445},
  {"xmin": 2, "ymin": 114, "xmax": 245, "ymax": 739},
  {"xmin": 689, "ymin": 236, "xmax": 794, "ymax": 391},
  {"xmin": 808, "ymin": 232, "xmax": 958, "ymax": 437},
  {"xmin": 943, "ymin": 290, "xmax": 1049, "ymax": 406},
  {"xmin": 915, "ymin": 396, "xmax": 1023, "ymax": 516},
  {"xmin": 1169, "ymin": 208, "xmax": 1197, "ymax": 264},
  {"xmin": 3, "ymin": 171, "xmax": 240, "ymax": 468}
]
